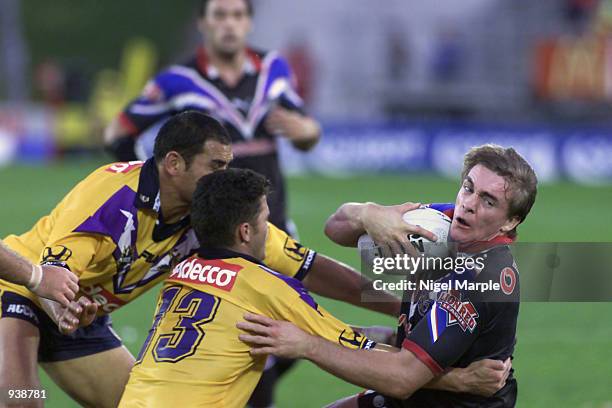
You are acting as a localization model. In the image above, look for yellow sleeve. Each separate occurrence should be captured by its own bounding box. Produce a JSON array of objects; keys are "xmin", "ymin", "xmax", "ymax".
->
[
  {"xmin": 263, "ymin": 279, "xmax": 375, "ymax": 351},
  {"xmin": 41, "ymin": 218, "xmax": 115, "ymax": 276},
  {"xmin": 263, "ymin": 222, "xmax": 317, "ymax": 280}
]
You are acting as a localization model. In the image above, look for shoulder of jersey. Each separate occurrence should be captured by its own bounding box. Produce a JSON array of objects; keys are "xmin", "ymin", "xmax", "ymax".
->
[
  {"xmin": 94, "ymin": 161, "xmax": 143, "ymax": 179},
  {"xmin": 232, "ymin": 257, "xmax": 297, "ymax": 296},
  {"xmin": 80, "ymin": 161, "xmax": 143, "ymax": 193}
]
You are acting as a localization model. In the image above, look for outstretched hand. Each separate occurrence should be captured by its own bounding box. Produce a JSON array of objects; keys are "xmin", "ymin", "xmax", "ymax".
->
[
  {"xmin": 237, "ymin": 313, "xmax": 314, "ymax": 359},
  {"xmin": 32, "ymin": 264, "xmax": 79, "ymax": 307},
  {"xmin": 362, "ymin": 202, "xmax": 437, "ymax": 256},
  {"xmin": 58, "ymin": 296, "xmax": 98, "ymax": 335},
  {"xmin": 460, "ymin": 357, "xmax": 512, "ymax": 396}
]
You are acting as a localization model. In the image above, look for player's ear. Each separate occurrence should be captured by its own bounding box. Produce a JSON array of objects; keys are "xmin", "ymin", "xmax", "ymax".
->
[
  {"xmin": 163, "ymin": 151, "xmax": 186, "ymax": 176},
  {"xmin": 500, "ymin": 216, "xmax": 520, "ymax": 234},
  {"xmin": 238, "ymin": 222, "xmax": 251, "ymax": 244}
]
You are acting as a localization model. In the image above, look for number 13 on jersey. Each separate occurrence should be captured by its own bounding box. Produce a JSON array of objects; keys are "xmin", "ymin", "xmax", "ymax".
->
[{"xmin": 136, "ymin": 286, "xmax": 221, "ymax": 363}]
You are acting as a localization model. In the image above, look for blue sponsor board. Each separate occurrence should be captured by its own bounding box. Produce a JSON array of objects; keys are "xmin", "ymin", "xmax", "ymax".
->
[
  {"xmin": 279, "ymin": 121, "xmax": 429, "ymax": 175},
  {"xmin": 279, "ymin": 120, "xmax": 612, "ymax": 184}
]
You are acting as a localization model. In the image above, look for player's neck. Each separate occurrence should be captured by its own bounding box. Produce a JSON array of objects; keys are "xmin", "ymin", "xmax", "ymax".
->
[
  {"xmin": 225, "ymin": 243, "xmax": 257, "ymax": 260},
  {"xmin": 205, "ymin": 45, "xmax": 247, "ymax": 86},
  {"xmin": 158, "ymin": 172, "xmax": 190, "ymax": 224}
]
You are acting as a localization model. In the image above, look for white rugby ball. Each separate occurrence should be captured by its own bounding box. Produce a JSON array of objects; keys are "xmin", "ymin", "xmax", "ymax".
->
[{"xmin": 358, "ymin": 207, "xmax": 451, "ymax": 260}]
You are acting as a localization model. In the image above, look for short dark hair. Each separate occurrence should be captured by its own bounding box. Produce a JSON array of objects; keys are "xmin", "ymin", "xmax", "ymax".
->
[
  {"xmin": 199, "ymin": 0, "xmax": 254, "ymax": 17},
  {"xmin": 153, "ymin": 111, "xmax": 231, "ymax": 168},
  {"xmin": 192, "ymin": 168, "xmax": 270, "ymax": 247},
  {"xmin": 461, "ymin": 144, "xmax": 538, "ymax": 230}
]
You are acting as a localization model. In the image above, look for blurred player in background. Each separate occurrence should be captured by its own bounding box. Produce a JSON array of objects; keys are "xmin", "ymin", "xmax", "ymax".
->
[
  {"xmin": 104, "ymin": 0, "xmax": 320, "ymax": 235},
  {"xmin": 239, "ymin": 145, "xmax": 538, "ymax": 407},
  {"xmin": 119, "ymin": 169, "xmax": 376, "ymax": 407},
  {"xmin": 0, "ymin": 240, "xmax": 78, "ymax": 306}
]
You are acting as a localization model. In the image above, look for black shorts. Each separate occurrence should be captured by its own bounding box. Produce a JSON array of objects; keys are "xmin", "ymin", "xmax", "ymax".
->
[
  {"xmin": 0, "ymin": 290, "xmax": 122, "ymax": 362},
  {"xmin": 357, "ymin": 385, "xmax": 518, "ymax": 408},
  {"xmin": 357, "ymin": 390, "xmax": 403, "ymax": 408}
]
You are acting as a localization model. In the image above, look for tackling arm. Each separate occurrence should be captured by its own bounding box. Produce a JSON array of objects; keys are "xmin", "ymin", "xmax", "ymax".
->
[
  {"xmin": 238, "ymin": 314, "xmax": 511, "ymax": 398},
  {"xmin": 239, "ymin": 314, "xmax": 433, "ymax": 399},
  {"xmin": 302, "ymin": 254, "xmax": 401, "ymax": 317}
]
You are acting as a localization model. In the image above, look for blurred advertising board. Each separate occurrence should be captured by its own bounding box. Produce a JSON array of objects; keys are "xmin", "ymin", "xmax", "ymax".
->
[{"xmin": 280, "ymin": 120, "xmax": 612, "ymax": 185}]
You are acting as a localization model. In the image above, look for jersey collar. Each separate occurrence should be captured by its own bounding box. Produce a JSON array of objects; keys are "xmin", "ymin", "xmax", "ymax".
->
[
  {"xmin": 135, "ymin": 158, "xmax": 161, "ymax": 211},
  {"xmin": 197, "ymin": 246, "xmax": 264, "ymax": 266},
  {"xmin": 135, "ymin": 158, "xmax": 191, "ymax": 242},
  {"xmin": 196, "ymin": 46, "xmax": 262, "ymax": 79},
  {"xmin": 457, "ymin": 235, "xmax": 515, "ymax": 255}
]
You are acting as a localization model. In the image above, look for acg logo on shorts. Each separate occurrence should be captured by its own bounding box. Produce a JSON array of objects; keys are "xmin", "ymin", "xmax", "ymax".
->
[
  {"xmin": 170, "ymin": 257, "xmax": 241, "ymax": 291},
  {"xmin": 5, "ymin": 304, "xmax": 39, "ymax": 324}
]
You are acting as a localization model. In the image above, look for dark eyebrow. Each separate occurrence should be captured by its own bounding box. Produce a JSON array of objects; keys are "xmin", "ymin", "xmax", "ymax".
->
[
  {"xmin": 212, "ymin": 159, "xmax": 231, "ymax": 167},
  {"xmin": 464, "ymin": 176, "xmax": 474, "ymax": 185}
]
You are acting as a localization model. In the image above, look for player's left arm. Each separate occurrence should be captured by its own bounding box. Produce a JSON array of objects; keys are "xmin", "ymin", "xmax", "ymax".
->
[
  {"xmin": 302, "ymin": 254, "xmax": 401, "ymax": 317},
  {"xmin": 265, "ymin": 106, "xmax": 321, "ymax": 151},
  {"xmin": 264, "ymin": 58, "xmax": 320, "ymax": 151}
]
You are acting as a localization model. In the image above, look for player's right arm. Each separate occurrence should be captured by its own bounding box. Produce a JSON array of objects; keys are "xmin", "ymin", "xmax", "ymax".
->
[
  {"xmin": 250, "ymin": 276, "xmax": 377, "ymax": 352},
  {"xmin": 0, "ymin": 240, "xmax": 79, "ymax": 306},
  {"xmin": 239, "ymin": 312, "xmax": 510, "ymax": 398},
  {"xmin": 325, "ymin": 201, "xmax": 437, "ymax": 253},
  {"xmin": 238, "ymin": 312, "xmax": 433, "ymax": 399}
]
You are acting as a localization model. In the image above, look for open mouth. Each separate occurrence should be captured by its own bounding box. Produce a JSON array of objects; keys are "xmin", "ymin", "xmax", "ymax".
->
[{"xmin": 455, "ymin": 216, "xmax": 471, "ymax": 228}]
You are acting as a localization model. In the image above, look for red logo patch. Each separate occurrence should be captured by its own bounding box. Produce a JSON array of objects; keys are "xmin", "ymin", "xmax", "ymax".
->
[
  {"xmin": 169, "ymin": 257, "xmax": 242, "ymax": 292},
  {"xmin": 437, "ymin": 291, "xmax": 479, "ymax": 333},
  {"xmin": 500, "ymin": 267, "xmax": 516, "ymax": 295},
  {"xmin": 81, "ymin": 284, "xmax": 127, "ymax": 314}
]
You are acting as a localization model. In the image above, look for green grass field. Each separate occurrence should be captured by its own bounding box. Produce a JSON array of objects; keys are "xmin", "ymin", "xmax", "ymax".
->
[{"xmin": 1, "ymin": 159, "xmax": 611, "ymax": 407}]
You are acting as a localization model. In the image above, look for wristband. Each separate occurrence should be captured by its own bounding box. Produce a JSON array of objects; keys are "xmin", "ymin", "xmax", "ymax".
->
[{"xmin": 27, "ymin": 264, "xmax": 43, "ymax": 291}]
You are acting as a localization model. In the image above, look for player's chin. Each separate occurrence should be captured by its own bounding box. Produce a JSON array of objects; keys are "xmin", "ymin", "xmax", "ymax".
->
[
  {"xmin": 220, "ymin": 38, "xmax": 241, "ymax": 52},
  {"xmin": 449, "ymin": 224, "xmax": 472, "ymax": 244}
]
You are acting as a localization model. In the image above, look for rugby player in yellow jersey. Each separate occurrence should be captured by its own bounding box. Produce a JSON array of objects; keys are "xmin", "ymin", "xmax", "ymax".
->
[
  {"xmin": 0, "ymin": 111, "xmax": 400, "ymax": 407},
  {"xmin": 119, "ymin": 169, "xmax": 379, "ymax": 407}
]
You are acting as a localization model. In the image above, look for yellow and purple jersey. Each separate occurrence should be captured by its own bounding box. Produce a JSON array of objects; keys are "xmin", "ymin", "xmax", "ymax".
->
[
  {"xmin": 120, "ymin": 247, "xmax": 374, "ymax": 408},
  {"xmin": 0, "ymin": 160, "xmax": 316, "ymax": 315}
]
